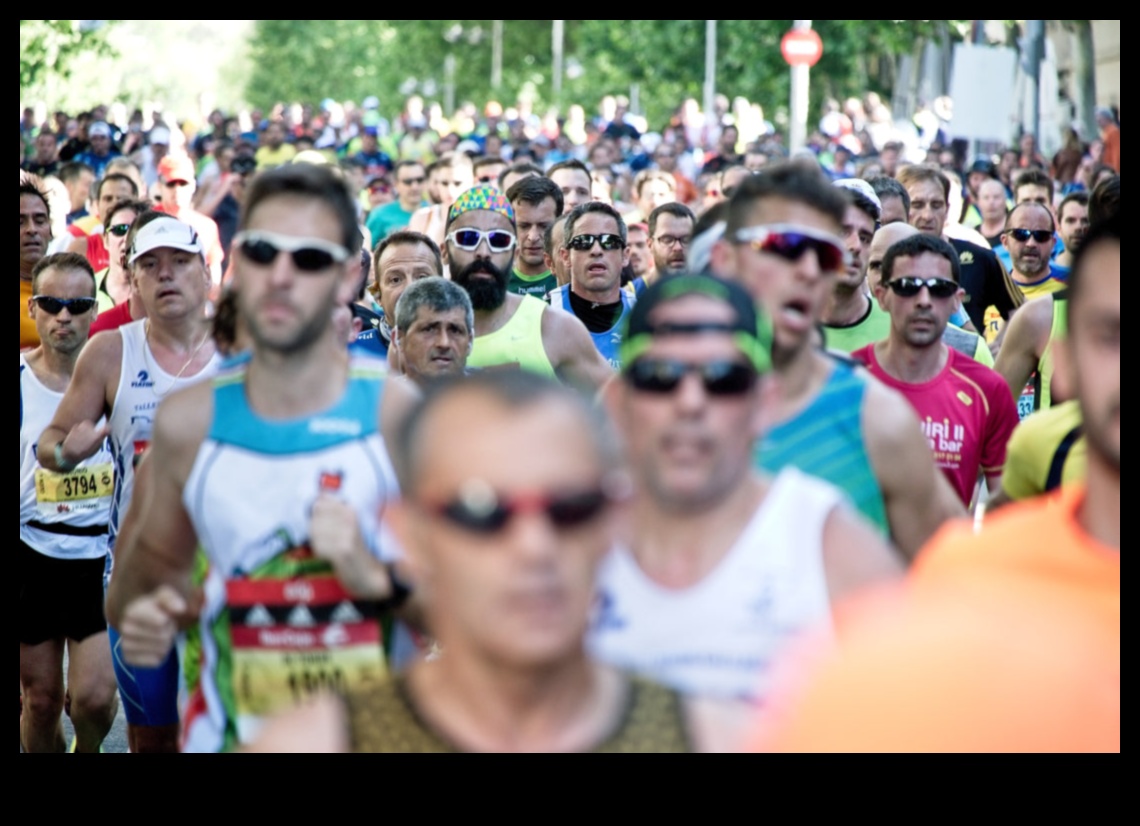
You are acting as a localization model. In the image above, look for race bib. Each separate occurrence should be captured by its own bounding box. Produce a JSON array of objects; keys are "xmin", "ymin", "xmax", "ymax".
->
[
  {"xmin": 225, "ymin": 565, "xmax": 386, "ymax": 744},
  {"xmin": 34, "ymin": 463, "xmax": 114, "ymax": 516},
  {"xmin": 1018, "ymin": 374, "xmax": 1038, "ymax": 421}
]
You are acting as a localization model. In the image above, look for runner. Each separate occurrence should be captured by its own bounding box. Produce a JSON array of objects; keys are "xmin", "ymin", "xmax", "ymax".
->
[
  {"xmin": 988, "ymin": 399, "xmax": 1084, "ymax": 509},
  {"xmin": 251, "ymin": 371, "xmax": 743, "ymax": 752},
  {"xmin": 21, "ymin": 183, "xmax": 53, "ymax": 350},
  {"xmin": 392, "ymin": 276, "xmax": 473, "ymax": 387},
  {"xmin": 505, "ymin": 176, "xmax": 563, "ymax": 299},
  {"xmin": 443, "ymin": 185, "xmax": 612, "ymax": 390},
  {"xmin": 710, "ymin": 162, "xmax": 963, "ymax": 560},
  {"xmin": 39, "ymin": 213, "xmax": 220, "ymax": 753},
  {"xmin": 367, "ymin": 230, "xmax": 443, "ymax": 358},
  {"xmin": 820, "ymin": 179, "xmax": 882, "ymax": 351},
  {"xmin": 851, "ymin": 234, "xmax": 1019, "ymax": 507},
  {"xmin": 591, "ymin": 275, "xmax": 900, "ymax": 701},
  {"xmin": 546, "ymin": 202, "xmax": 635, "ymax": 368},
  {"xmin": 20, "ymin": 252, "xmax": 118, "ymax": 752},
  {"xmin": 104, "ymin": 163, "xmax": 418, "ymax": 752}
]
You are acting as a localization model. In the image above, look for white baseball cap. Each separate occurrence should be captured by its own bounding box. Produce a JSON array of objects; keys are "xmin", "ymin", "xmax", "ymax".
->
[{"xmin": 128, "ymin": 215, "xmax": 203, "ymax": 264}]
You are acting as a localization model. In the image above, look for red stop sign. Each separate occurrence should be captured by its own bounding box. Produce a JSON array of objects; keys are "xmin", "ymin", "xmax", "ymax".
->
[{"xmin": 781, "ymin": 28, "xmax": 823, "ymax": 67}]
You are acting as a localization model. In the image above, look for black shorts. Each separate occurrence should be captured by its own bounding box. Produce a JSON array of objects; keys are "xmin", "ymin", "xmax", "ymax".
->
[{"xmin": 18, "ymin": 538, "xmax": 107, "ymax": 646}]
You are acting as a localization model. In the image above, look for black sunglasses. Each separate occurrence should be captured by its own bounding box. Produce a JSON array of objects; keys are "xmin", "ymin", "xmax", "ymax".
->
[
  {"xmin": 1007, "ymin": 228, "xmax": 1053, "ymax": 243},
  {"xmin": 32, "ymin": 295, "xmax": 98, "ymax": 315},
  {"xmin": 567, "ymin": 233, "xmax": 625, "ymax": 252},
  {"xmin": 425, "ymin": 485, "xmax": 610, "ymax": 535},
  {"xmin": 625, "ymin": 359, "xmax": 757, "ymax": 396},
  {"xmin": 233, "ymin": 230, "xmax": 349, "ymax": 272},
  {"xmin": 885, "ymin": 276, "xmax": 959, "ymax": 299},
  {"xmin": 106, "ymin": 223, "xmax": 132, "ymax": 237}
]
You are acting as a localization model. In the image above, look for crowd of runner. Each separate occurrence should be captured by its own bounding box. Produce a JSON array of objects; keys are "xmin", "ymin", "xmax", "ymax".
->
[{"xmin": 19, "ymin": 89, "xmax": 1120, "ymax": 752}]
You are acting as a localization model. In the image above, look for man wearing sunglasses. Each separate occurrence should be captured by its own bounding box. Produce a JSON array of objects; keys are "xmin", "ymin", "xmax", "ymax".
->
[
  {"xmin": 92, "ymin": 199, "xmax": 149, "ymax": 317},
  {"xmin": 592, "ymin": 275, "xmax": 900, "ymax": 702},
  {"xmin": 250, "ymin": 370, "xmax": 740, "ymax": 752},
  {"xmin": 20, "ymin": 252, "xmax": 118, "ymax": 752},
  {"xmin": 104, "ymin": 165, "xmax": 419, "ymax": 752},
  {"xmin": 41, "ymin": 212, "xmax": 221, "ymax": 753},
  {"xmin": 548, "ymin": 202, "xmax": 635, "ymax": 369},
  {"xmin": 366, "ymin": 161, "xmax": 426, "ymax": 246},
  {"xmin": 711, "ymin": 163, "xmax": 963, "ymax": 561},
  {"xmin": 64, "ymin": 173, "xmax": 138, "ymax": 273},
  {"xmin": 852, "ymin": 234, "xmax": 1019, "ymax": 507},
  {"xmin": 1002, "ymin": 202, "xmax": 1067, "ymax": 300},
  {"xmin": 444, "ymin": 185, "xmax": 612, "ymax": 391}
]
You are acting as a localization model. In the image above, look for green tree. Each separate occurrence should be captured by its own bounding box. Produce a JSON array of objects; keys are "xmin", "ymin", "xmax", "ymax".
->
[{"xmin": 21, "ymin": 20, "xmax": 117, "ymax": 92}]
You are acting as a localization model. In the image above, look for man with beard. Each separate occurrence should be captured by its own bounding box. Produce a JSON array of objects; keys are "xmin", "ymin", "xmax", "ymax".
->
[
  {"xmin": 642, "ymin": 203, "xmax": 696, "ymax": 292},
  {"xmin": 1001, "ymin": 202, "xmax": 1067, "ymax": 300},
  {"xmin": 444, "ymin": 185, "xmax": 612, "ymax": 390},
  {"xmin": 851, "ymin": 234, "xmax": 1019, "ymax": 507},
  {"xmin": 1051, "ymin": 193, "xmax": 1089, "ymax": 279}
]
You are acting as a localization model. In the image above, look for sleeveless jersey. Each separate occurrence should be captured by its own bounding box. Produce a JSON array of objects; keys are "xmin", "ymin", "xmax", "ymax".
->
[
  {"xmin": 345, "ymin": 674, "xmax": 691, "ymax": 753},
  {"xmin": 756, "ymin": 359, "xmax": 889, "ymax": 535},
  {"xmin": 1001, "ymin": 399, "xmax": 1085, "ymax": 500},
  {"xmin": 107, "ymin": 320, "xmax": 221, "ymax": 552},
  {"xmin": 20, "ymin": 355, "xmax": 113, "ymax": 560},
  {"xmin": 547, "ymin": 284, "xmax": 634, "ymax": 369},
  {"xmin": 1037, "ymin": 290, "xmax": 1068, "ymax": 411},
  {"xmin": 182, "ymin": 357, "xmax": 400, "ymax": 753},
  {"xmin": 588, "ymin": 468, "xmax": 839, "ymax": 702},
  {"xmin": 467, "ymin": 295, "xmax": 557, "ymax": 377}
]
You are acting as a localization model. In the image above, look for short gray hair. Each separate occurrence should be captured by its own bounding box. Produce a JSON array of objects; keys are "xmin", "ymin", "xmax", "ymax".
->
[{"xmin": 394, "ymin": 276, "xmax": 474, "ymax": 336}]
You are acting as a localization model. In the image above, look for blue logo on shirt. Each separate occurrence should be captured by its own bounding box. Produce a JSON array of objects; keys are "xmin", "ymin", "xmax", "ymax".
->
[{"xmin": 130, "ymin": 370, "xmax": 154, "ymax": 388}]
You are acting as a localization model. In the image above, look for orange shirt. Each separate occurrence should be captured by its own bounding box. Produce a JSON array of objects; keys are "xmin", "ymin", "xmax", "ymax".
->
[
  {"xmin": 754, "ymin": 488, "xmax": 1119, "ymax": 752},
  {"xmin": 20, "ymin": 278, "xmax": 38, "ymax": 350},
  {"xmin": 1101, "ymin": 124, "xmax": 1120, "ymax": 173}
]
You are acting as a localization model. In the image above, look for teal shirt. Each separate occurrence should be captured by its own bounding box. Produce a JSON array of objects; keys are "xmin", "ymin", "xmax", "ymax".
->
[
  {"xmin": 366, "ymin": 201, "xmax": 417, "ymax": 245},
  {"xmin": 756, "ymin": 358, "xmax": 889, "ymax": 536}
]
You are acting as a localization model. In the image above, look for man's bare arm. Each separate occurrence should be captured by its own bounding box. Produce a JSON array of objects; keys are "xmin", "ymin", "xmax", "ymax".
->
[
  {"xmin": 38, "ymin": 331, "xmax": 121, "ymax": 470},
  {"xmin": 104, "ymin": 383, "xmax": 211, "ymax": 628},
  {"xmin": 993, "ymin": 296, "xmax": 1052, "ymax": 402},
  {"xmin": 541, "ymin": 308, "xmax": 614, "ymax": 393},
  {"xmin": 864, "ymin": 381, "xmax": 966, "ymax": 562},
  {"xmin": 822, "ymin": 506, "xmax": 904, "ymax": 604}
]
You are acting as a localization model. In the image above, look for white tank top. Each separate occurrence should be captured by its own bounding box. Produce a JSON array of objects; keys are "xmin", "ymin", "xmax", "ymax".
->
[
  {"xmin": 107, "ymin": 319, "xmax": 220, "ymax": 550},
  {"xmin": 587, "ymin": 467, "xmax": 840, "ymax": 702},
  {"xmin": 20, "ymin": 354, "xmax": 113, "ymax": 559}
]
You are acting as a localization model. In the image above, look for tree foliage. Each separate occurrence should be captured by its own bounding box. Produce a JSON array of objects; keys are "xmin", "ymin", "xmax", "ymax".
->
[
  {"xmin": 245, "ymin": 20, "xmax": 978, "ymax": 128},
  {"xmin": 21, "ymin": 20, "xmax": 118, "ymax": 91}
]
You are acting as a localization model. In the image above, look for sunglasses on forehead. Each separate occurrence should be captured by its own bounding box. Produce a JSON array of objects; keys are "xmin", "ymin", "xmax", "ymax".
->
[
  {"xmin": 885, "ymin": 276, "xmax": 959, "ymax": 298},
  {"xmin": 32, "ymin": 295, "xmax": 97, "ymax": 315},
  {"xmin": 233, "ymin": 230, "xmax": 350, "ymax": 272},
  {"xmin": 734, "ymin": 224, "xmax": 848, "ymax": 271}
]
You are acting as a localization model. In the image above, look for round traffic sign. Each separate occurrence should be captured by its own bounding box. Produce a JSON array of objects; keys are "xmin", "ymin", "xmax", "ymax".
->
[{"xmin": 781, "ymin": 28, "xmax": 823, "ymax": 67}]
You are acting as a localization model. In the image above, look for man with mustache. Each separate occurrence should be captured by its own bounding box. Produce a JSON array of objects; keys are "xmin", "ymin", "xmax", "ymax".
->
[
  {"xmin": 852, "ymin": 234, "xmax": 1018, "ymax": 507},
  {"xmin": 444, "ymin": 185, "xmax": 612, "ymax": 391}
]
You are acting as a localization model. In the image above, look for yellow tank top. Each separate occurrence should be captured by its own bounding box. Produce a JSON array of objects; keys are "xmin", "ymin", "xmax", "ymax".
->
[
  {"xmin": 345, "ymin": 674, "xmax": 692, "ymax": 753},
  {"xmin": 467, "ymin": 295, "xmax": 557, "ymax": 378}
]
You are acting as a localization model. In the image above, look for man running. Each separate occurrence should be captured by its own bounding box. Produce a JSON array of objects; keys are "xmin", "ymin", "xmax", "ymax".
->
[
  {"xmin": 39, "ymin": 213, "xmax": 220, "ymax": 753},
  {"xmin": 505, "ymin": 176, "xmax": 563, "ymax": 299},
  {"xmin": 444, "ymin": 185, "xmax": 612, "ymax": 390},
  {"xmin": 851, "ymin": 234, "xmax": 1019, "ymax": 507},
  {"xmin": 251, "ymin": 371, "xmax": 742, "ymax": 752},
  {"xmin": 710, "ymin": 162, "xmax": 963, "ymax": 560},
  {"xmin": 104, "ymin": 164, "xmax": 418, "ymax": 753},
  {"xmin": 820, "ymin": 179, "xmax": 882, "ymax": 352},
  {"xmin": 392, "ymin": 276, "xmax": 473, "ymax": 387},
  {"xmin": 20, "ymin": 252, "xmax": 118, "ymax": 752},
  {"xmin": 547, "ymin": 202, "xmax": 636, "ymax": 369},
  {"xmin": 591, "ymin": 275, "xmax": 900, "ymax": 701},
  {"xmin": 21, "ymin": 183, "xmax": 53, "ymax": 350},
  {"xmin": 367, "ymin": 230, "xmax": 443, "ymax": 358}
]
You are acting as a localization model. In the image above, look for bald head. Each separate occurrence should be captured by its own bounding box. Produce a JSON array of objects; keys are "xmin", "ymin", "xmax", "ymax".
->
[{"xmin": 868, "ymin": 222, "xmax": 920, "ymax": 286}]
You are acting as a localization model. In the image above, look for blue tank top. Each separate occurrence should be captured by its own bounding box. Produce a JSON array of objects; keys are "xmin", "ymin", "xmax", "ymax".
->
[
  {"xmin": 755, "ymin": 358, "xmax": 888, "ymax": 535},
  {"xmin": 547, "ymin": 284, "xmax": 635, "ymax": 369}
]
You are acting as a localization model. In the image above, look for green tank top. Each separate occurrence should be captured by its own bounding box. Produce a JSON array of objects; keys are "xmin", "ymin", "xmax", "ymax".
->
[
  {"xmin": 345, "ymin": 675, "xmax": 692, "ymax": 753},
  {"xmin": 822, "ymin": 298, "xmax": 891, "ymax": 354},
  {"xmin": 1036, "ymin": 290, "xmax": 1068, "ymax": 411},
  {"xmin": 468, "ymin": 295, "xmax": 557, "ymax": 378},
  {"xmin": 507, "ymin": 269, "xmax": 559, "ymax": 301}
]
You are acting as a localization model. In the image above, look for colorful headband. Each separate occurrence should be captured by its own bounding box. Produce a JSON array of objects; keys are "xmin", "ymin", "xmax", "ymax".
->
[{"xmin": 447, "ymin": 185, "xmax": 516, "ymax": 226}]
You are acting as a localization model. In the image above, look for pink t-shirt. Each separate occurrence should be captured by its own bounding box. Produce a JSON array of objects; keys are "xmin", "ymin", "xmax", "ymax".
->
[{"xmin": 853, "ymin": 345, "xmax": 1019, "ymax": 505}]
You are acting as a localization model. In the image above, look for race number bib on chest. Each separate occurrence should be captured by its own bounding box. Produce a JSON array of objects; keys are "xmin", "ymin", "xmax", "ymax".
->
[
  {"xmin": 224, "ymin": 560, "xmax": 386, "ymax": 742},
  {"xmin": 34, "ymin": 463, "xmax": 114, "ymax": 516}
]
